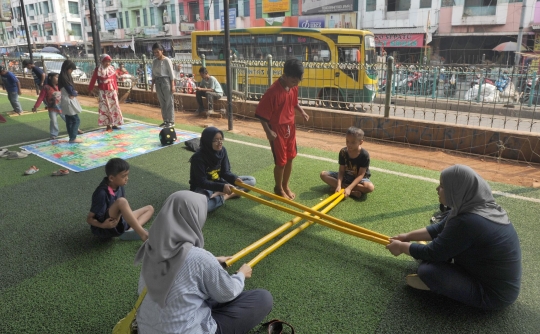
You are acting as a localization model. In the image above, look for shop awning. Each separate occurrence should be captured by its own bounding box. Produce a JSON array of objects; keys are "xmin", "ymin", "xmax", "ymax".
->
[{"xmin": 369, "ymin": 27, "xmax": 437, "ymax": 35}]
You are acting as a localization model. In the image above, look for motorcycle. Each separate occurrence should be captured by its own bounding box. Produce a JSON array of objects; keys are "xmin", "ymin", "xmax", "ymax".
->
[{"xmin": 519, "ymin": 76, "xmax": 540, "ymax": 104}]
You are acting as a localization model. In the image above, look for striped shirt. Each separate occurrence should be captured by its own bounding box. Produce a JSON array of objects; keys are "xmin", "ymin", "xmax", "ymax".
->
[{"xmin": 136, "ymin": 247, "xmax": 245, "ymax": 334}]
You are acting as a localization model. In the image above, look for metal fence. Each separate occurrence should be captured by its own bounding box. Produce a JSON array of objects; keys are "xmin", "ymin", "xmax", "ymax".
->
[{"xmin": 3, "ymin": 54, "xmax": 540, "ymax": 133}]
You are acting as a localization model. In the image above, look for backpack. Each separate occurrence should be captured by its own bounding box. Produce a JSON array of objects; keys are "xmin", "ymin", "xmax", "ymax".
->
[
  {"xmin": 184, "ymin": 138, "xmax": 200, "ymax": 152},
  {"xmin": 159, "ymin": 127, "xmax": 177, "ymax": 146}
]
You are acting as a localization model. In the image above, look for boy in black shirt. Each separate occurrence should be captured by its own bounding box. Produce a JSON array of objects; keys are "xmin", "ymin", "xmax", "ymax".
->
[
  {"xmin": 320, "ymin": 127, "xmax": 374, "ymax": 198},
  {"xmin": 87, "ymin": 158, "xmax": 153, "ymax": 241}
]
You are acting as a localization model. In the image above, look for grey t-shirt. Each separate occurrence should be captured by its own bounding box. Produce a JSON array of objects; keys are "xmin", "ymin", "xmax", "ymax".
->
[
  {"xmin": 152, "ymin": 57, "xmax": 174, "ymax": 81},
  {"xmin": 199, "ymin": 76, "xmax": 223, "ymax": 96}
]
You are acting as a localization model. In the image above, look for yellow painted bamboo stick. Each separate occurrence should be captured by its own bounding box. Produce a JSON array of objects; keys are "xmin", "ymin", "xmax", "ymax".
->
[
  {"xmin": 234, "ymin": 181, "xmax": 390, "ymax": 241},
  {"xmin": 248, "ymin": 194, "xmax": 345, "ymax": 267},
  {"xmin": 225, "ymin": 191, "xmax": 343, "ymax": 268},
  {"xmin": 231, "ymin": 188, "xmax": 390, "ymax": 245}
]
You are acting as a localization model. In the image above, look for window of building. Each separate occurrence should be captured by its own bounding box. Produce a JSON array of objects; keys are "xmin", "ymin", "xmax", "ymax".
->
[
  {"xmin": 463, "ymin": 0, "xmax": 497, "ymax": 16},
  {"xmin": 179, "ymin": 3, "xmax": 184, "ymax": 17},
  {"xmin": 244, "ymin": 0, "xmax": 250, "ymax": 16},
  {"xmin": 143, "ymin": 8, "xmax": 148, "ymax": 26},
  {"xmin": 291, "ymin": 0, "xmax": 298, "ymax": 15},
  {"xmin": 68, "ymin": 1, "xmax": 79, "ymax": 15},
  {"xmin": 150, "ymin": 7, "xmax": 155, "ymax": 25},
  {"xmin": 71, "ymin": 23, "xmax": 82, "ymax": 36},
  {"xmin": 125, "ymin": 10, "xmax": 129, "ymax": 28},
  {"xmin": 135, "ymin": 10, "xmax": 141, "ymax": 26},
  {"xmin": 42, "ymin": 2, "xmax": 50, "ymax": 15},
  {"xmin": 387, "ymin": 0, "xmax": 410, "ymax": 11},
  {"xmin": 420, "ymin": 0, "xmax": 431, "ymax": 7},
  {"xmin": 256, "ymin": 0, "xmax": 262, "ymax": 19},
  {"xmin": 118, "ymin": 12, "xmax": 123, "ymax": 29},
  {"xmin": 170, "ymin": 4, "xmax": 176, "ymax": 23},
  {"xmin": 214, "ymin": 1, "xmax": 220, "ymax": 20},
  {"xmin": 230, "ymin": 0, "xmax": 238, "ymax": 18},
  {"xmin": 366, "ymin": 0, "xmax": 376, "ymax": 11},
  {"xmin": 188, "ymin": 2, "xmax": 199, "ymax": 22},
  {"xmin": 441, "ymin": 0, "xmax": 454, "ymax": 7}
]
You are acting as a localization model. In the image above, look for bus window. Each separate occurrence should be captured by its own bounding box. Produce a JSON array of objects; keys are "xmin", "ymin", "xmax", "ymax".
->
[
  {"xmin": 338, "ymin": 46, "xmax": 360, "ymax": 80},
  {"xmin": 364, "ymin": 35, "xmax": 377, "ymax": 65}
]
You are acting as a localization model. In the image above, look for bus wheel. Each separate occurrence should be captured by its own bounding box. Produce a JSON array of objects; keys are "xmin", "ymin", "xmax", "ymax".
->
[{"xmin": 318, "ymin": 88, "xmax": 345, "ymax": 109}]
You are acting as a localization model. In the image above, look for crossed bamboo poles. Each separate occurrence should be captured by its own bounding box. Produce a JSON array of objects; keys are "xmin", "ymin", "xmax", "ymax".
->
[{"xmin": 224, "ymin": 181, "xmax": 390, "ymax": 268}]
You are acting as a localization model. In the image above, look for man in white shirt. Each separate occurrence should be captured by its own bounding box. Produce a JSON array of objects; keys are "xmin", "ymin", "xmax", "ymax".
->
[{"xmin": 196, "ymin": 67, "xmax": 223, "ymax": 114}]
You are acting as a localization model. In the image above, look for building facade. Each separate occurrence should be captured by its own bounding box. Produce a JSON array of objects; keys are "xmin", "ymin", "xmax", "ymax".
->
[{"xmin": 1, "ymin": 0, "xmax": 540, "ymax": 66}]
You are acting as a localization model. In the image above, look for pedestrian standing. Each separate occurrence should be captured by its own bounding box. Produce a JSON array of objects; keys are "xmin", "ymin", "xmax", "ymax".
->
[
  {"xmin": 88, "ymin": 54, "xmax": 124, "ymax": 131},
  {"xmin": 150, "ymin": 43, "xmax": 175, "ymax": 128}
]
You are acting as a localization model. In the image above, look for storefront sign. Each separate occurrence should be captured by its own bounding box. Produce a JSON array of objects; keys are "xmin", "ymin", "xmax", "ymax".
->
[
  {"xmin": 375, "ymin": 34, "xmax": 424, "ymax": 48},
  {"xmin": 144, "ymin": 27, "xmax": 160, "ymax": 35},
  {"xmin": 104, "ymin": 18, "xmax": 118, "ymax": 31},
  {"xmin": 302, "ymin": 0, "xmax": 354, "ymax": 15},
  {"xmin": 264, "ymin": 17, "xmax": 285, "ymax": 26},
  {"xmin": 43, "ymin": 22, "xmax": 52, "ymax": 30},
  {"xmin": 298, "ymin": 15, "xmax": 325, "ymax": 28},
  {"xmin": 263, "ymin": 0, "xmax": 290, "ymax": 13},
  {"xmin": 220, "ymin": 8, "xmax": 236, "ymax": 29},
  {"xmin": 180, "ymin": 23, "xmax": 195, "ymax": 32}
]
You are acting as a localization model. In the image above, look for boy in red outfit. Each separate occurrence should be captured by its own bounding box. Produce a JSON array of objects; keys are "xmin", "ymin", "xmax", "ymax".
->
[{"xmin": 255, "ymin": 58, "xmax": 309, "ymax": 200}]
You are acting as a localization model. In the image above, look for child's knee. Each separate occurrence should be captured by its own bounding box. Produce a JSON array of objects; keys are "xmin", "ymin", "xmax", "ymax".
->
[
  {"xmin": 146, "ymin": 205, "xmax": 155, "ymax": 214},
  {"xmin": 320, "ymin": 171, "xmax": 329, "ymax": 179}
]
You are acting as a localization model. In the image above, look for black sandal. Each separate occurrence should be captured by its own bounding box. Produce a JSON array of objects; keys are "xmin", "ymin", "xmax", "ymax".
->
[{"xmin": 262, "ymin": 319, "xmax": 295, "ymax": 334}]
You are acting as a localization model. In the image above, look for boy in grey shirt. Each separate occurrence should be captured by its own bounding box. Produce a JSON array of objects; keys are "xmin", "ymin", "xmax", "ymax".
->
[{"xmin": 196, "ymin": 67, "xmax": 223, "ymax": 114}]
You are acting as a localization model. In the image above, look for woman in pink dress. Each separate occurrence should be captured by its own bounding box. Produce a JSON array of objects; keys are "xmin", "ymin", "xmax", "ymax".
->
[{"xmin": 89, "ymin": 54, "xmax": 124, "ymax": 131}]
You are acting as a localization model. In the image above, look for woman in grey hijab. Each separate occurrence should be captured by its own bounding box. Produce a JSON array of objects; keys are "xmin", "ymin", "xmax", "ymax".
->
[
  {"xmin": 386, "ymin": 165, "xmax": 521, "ymax": 310},
  {"xmin": 134, "ymin": 191, "xmax": 273, "ymax": 334}
]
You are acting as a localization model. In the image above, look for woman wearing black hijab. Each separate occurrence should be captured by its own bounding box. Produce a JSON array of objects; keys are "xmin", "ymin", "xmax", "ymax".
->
[{"xmin": 189, "ymin": 127, "xmax": 256, "ymax": 212}]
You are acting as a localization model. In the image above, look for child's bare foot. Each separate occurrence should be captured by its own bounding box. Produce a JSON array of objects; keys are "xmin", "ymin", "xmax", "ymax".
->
[
  {"xmin": 283, "ymin": 187, "xmax": 296, "ymax": 200},
  {"xmin": 274, "ymin": 186, "xmax": 292, "ymax": 200},
  {"xmin": 224, "ymin": 192, "xmax": 240, "ymax": 200}
]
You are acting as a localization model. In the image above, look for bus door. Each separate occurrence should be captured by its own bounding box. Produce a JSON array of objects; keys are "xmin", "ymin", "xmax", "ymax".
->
[{"xmin": 336, "ymin": 46, "xmax": 361, "ymax": 88}]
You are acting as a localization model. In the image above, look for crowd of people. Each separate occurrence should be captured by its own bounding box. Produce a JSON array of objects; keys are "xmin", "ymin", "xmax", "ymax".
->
[{"xmin": 2, "ymin": 54, "xmax": 523, "ymax": 333}]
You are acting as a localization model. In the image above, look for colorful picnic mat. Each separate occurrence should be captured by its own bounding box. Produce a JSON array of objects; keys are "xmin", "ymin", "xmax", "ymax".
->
[{"xmin": 21, "ymin": 123, "xmax": 199, "ymax": 172}]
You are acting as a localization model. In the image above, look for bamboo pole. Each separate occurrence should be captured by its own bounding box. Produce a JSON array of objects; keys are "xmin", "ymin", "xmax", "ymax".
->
[
  {"xmin": 234, "ymin": 181, "xmax": 390, "ymax": 241},
  {"xmin": 248, "ymin": 193, "xmax": 345, "ymax": 268},
  {"xmin": 225, "ymin": 190, "xmax": 343, "ymax": 268},
  {"xmin": 231, "ymin": 188, "xmax": 390, "ymax": 245}
]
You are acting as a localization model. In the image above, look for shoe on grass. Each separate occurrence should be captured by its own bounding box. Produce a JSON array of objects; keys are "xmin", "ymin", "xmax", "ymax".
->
[
  {"xmin": 112, "ymin": 126, "xmax": 121, "ymax": 130},
  {"xmin": 24, "ymin": 165, "xmax": 39, "ymax": 175},
  {"xmin": 52, "ymin": 169, "xmax": 69, "ymax": 176},
  {"xmin": 77, "ymin": 129, "xmax": 84, "ymax": 134},
  {"xmin": 165, "ymin": 122, "xmax": 175, "ymax": 128},
  {"xmin": 406, "ymin": 274, "xmax": 430, "ymax": 291},
  {"xmin": 158, "ymin": 122, "xmax": 167, "ymax": 127},
  {"xmin": 69, "ymin": 138, "xmax": 83, "ymax": 143},
  {"xmin": 0, "ymin": 148, "xmax": 7, "ymax": 156},
  {"xmin": 7, "ymin": 151, "xmax": 28, "ymax": 159}
]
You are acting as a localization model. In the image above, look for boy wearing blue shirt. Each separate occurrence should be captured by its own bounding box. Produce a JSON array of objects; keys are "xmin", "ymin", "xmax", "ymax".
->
[
  {"xmin": 0, "ymin": 66, "xmax": 23, "ymax": 115},
  {"xmin": 22, "ymin": 60, "xmax": 46, "ymax": 94},
  {"xmin": 87, "ymin": 158, "xmax": 154, "ymax": 241}
]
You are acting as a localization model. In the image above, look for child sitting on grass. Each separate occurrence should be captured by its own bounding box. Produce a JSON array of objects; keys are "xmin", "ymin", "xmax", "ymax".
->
[
  {"xmin": 320, "ymin": 127, "xmax": 375, "ymax": 198},
  {"xmin": 87, "ymin": 158, "xmax": 154, "ymax": 241}
]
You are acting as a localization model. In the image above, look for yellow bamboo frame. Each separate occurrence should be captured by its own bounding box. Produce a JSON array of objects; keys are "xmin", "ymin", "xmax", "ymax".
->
[
  {"xmin": 248, "ymin": 193, "xmax": 345, "ymax": 268},
  {"xmin": 234, "ymin": 181, "xmax": 390, "ymax": 242},
  {"xmin": 231, "ymin": 188, "xmax": 390, "ymax": 246},
  {"xmin": 225, "ymin": 190, "xmax": 344, "ymax": 268}
]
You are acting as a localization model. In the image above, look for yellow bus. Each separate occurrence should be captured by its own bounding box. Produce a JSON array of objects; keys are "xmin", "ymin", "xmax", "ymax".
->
[{"xmin": 191, "ymin": 27, "xmax": 378, "ymax": 104}]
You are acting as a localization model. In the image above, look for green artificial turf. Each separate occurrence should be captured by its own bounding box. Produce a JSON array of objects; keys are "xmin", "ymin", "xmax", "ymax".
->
[{"xmin": 1, "ymin": 96, "xmax": 540, "ymax": 333}]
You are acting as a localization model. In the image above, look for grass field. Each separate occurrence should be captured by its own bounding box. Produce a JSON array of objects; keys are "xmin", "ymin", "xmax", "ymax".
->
[{"xmin": 1, "ymin": 93, "xmax": 540, "ymax": 333}]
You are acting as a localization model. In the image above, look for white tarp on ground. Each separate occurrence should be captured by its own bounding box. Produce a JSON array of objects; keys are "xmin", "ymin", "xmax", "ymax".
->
[{"xmin": 464, "ymin": 83, "xmax": 500, "ymax": 102}]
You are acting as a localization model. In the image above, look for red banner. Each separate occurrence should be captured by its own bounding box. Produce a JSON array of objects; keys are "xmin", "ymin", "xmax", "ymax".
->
[{"xmin": 375, "ymin": 34, "xmax": 424, "ymax": 48}]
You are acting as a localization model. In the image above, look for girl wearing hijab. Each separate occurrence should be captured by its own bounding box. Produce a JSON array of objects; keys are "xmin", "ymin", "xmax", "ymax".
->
[
  {"xmin": 386, "ymin": 165, "xmax": 522, "ymax": 310},
  {"xmin": 189, "ymin": 127, "xmax": 256, "ymax": 212},
  {"xmin": 88, "ymin": 54, "xmax": 124, "ymax": 131},
  {"xmin": 134, "ymin": 191, "xmax": 273, "ymax": 334}
]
